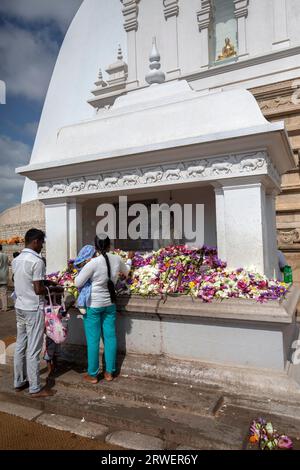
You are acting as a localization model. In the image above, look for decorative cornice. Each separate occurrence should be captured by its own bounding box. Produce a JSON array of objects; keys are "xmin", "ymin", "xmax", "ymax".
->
[
  {"xmin": 234, "ymin": 0, "xmax": 249, "ymax": 19},
  {"xmin": 120, "ymin": 0, "xmax": 140, "ymax": 32},
  {"xmin": 37, "ymin": 151, "xmax": 279, "ymax": 199},
  {"xmin": 197, "ymin": 0, "xmax": 213, "ymax": 32},
  {"xmin": 180, "ymin": 45, "xmax": 300, "ymax": 83},
  {"xmin": 163, "ymin": 0, "xmax": 179, "ymax": 20}
]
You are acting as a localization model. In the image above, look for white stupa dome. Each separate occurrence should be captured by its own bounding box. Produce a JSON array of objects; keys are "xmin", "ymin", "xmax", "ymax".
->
[{"xmin": 22, "ymin": 0, "xmax": 126, "ymax": 203}]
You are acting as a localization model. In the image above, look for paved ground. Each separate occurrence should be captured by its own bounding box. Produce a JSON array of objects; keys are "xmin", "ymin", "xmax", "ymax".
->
[
  {"xmin": 0, "ymin": 411, "xmax": 123, "ymax": 450},
  {"xmin": 2, "ymin": 307, "xmax": 300, "ymax": 450},
  {"xmin": 0, "ymin": 308, "xmax": 16, "ymax": 341}
]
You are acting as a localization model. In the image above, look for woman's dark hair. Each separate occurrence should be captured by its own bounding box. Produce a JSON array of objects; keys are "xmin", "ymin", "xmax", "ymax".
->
[
  {"xmin": 94, "ymin": 235, "xmax": 111, "ymax": 254},
  {"xmin": 94, "ymin": 235, "xmax": 116, "ymax": 303}
]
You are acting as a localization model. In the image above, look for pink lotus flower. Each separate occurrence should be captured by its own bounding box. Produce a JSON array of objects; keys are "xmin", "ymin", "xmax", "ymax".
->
[{"xmin": 278, "ymin": 435, "xmax": 293, "ymax": 449}]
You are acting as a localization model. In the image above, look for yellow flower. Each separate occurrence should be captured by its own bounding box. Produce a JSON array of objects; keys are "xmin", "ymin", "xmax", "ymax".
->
[{"xmin": 189, "ymin": 281, "xmax": 196, "ymax": 288}]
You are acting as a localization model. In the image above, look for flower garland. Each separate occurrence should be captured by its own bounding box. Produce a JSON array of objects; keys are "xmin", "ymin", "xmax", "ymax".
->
[
  {"xmin": 249, "ymin": 418, "xmax": 293, "ymax": 450},
  {"xmin": 0, "ymin": 236, "xmax": 24, "ymax": 245},
  {"xmin": 46, "ymin": 245, "xmax": 289, "ymax": 303}
]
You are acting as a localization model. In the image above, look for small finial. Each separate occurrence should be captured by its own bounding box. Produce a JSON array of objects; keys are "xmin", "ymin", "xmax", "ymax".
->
[
  {"xmin": 117, "ymin": 44, "xmax": 123, "ymax": 61},
  {"xmin": 150, "ymin": 36, "xmax": 161, "ymax": 63},
  {"xmin": 95, "ymin": 67, "xmax": 107, "ymax": 88},
  {"xmin": 145, "ymin": 37, "xmax": 165, "ymax": 85}
]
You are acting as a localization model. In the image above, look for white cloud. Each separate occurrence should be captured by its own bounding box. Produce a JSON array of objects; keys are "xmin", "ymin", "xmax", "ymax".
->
[
  {"xmin": 0, "ymin": 135, "xmax": 31, "ymax": 212},
  {"xmin": 23, "ymin": 121, "xmax": 39, "ymax": 138},
  {"xmin": 0, "ymin": 0, "xmax": 83, "ymax": 32},
  {"xmin": 0, "ymin": 23, "xmax": 59, "ymax": 101},
  {"xmin": 0, "ymin": 1, "xmax": 82, "ymax": 101}
]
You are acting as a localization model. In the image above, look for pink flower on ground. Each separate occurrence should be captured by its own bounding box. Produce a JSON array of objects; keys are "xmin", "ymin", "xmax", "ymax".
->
[{"xmin": 278, "ymin": 435, "xmax": 293, "ymax": 449}]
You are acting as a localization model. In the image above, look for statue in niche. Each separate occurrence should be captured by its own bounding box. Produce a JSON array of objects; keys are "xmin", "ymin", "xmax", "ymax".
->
[{"xmin": 217, "ymin": 37, "xmax": 237, "ymax": 61}]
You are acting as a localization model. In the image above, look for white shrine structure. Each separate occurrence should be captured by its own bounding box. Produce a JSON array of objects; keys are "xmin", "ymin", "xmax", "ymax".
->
[{"xmin": 16, "ymin": 0, "xmax": 300, "ymax": 393}]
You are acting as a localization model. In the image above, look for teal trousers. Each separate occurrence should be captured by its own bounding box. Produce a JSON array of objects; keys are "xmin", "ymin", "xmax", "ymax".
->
[{"xmin": 83, "ymin": 304, "xmax": 117, "ymax": 377}]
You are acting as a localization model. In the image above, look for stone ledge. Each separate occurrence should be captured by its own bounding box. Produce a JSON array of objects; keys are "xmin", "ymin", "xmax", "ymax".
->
[{"xmin": 116, "ymin": 285, "xmax": 300, "ymax": 324}]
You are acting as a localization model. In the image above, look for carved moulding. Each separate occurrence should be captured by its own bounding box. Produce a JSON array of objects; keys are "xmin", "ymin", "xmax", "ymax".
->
[
  {"xmin": 38, "ymin": 151, "xmax": 278, "ymax": 199},
  {"xmin": 277, "ymin": 228, "xmax": 300, "ymax": 248},
  {"xmin": 163, "ymin": 0, "xmax": 179, "ymax": 20},
  {"xmin": 197, "ymin": 0, "xmax": 213, "ymax": 32},
  {"xmin": 120, "ymin": 0, "xmax": 140, "ymax": 32},
  {"xmin": 234, "ymin": 0, "xmax": 249, "ymax": 19}
]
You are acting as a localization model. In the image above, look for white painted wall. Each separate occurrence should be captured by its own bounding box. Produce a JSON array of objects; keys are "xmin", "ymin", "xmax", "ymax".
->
[
  {"xmin": 287, "ymin": 0, "xmax": 300, "ymax": 45},
  {"xmin": 134, "ymin": 0, "xmax": 300, "ymax": 90},
  {"xmin": 22, "ymin": 0, "xmax": 300, "ymax": 202},
  {"xmin": 65, "ymin": 309, "xmax": 298, "ymax": 370}
]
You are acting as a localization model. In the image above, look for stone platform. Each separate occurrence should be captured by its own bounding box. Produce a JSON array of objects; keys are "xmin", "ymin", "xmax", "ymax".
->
[{"xmin": 65, "ymin": 287, "xmax": 300, "ymax": 374}]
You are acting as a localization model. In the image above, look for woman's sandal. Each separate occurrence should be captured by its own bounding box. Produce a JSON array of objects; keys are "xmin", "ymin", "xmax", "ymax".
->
[
  {"xmin": 83, "ymin": 374, "xmax": 98, "ymax": 384},
  {"xmin": 104, "ymin": 372, "xmax": 113, "ymax": 382}
]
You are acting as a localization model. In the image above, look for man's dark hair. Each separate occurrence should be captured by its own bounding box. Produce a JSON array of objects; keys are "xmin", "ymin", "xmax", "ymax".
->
[
  {"xmin": 13, "ymin": 252, "xmax": 20, "ymax": 258},
  {"xmin": 0, "ymin": 244, "xmax": 2, "ymax": 251},
  {"xmin": 25, "ymin": 228, "xmax": 45, "ymax": 245}
]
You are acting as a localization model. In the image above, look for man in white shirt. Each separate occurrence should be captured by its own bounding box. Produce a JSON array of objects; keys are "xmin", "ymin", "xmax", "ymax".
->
[{"xmin": 12, "ymin": 228, "xmax": 61, "ymax": 397}]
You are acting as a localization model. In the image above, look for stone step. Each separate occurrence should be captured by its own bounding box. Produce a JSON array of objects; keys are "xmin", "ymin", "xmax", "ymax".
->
[
  {"xmin": 0, "ymin": 367, "xmax": 241, "ymax": 449},
  {"xmin": 2, "ymin": 364, "xmax": 300, "ymax": 449},
  {"xmin": 42, "ymin": 367, "xmax": 223, "ymax": 417}
]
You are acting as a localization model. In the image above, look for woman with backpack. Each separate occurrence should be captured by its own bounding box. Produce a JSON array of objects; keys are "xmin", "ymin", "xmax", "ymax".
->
[{"xmin": 75, "ymin": 235, "xmax": 133, "ymax": 384}]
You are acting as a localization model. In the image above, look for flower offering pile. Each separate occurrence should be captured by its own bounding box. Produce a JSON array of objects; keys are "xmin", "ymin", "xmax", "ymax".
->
[
  {"xmin": 249, "ymin": 418, "xmax": 293, "ymax": 450},
  {"xmin": 47, "ymin": 245, "xmax": 289, "ymax": 303}
]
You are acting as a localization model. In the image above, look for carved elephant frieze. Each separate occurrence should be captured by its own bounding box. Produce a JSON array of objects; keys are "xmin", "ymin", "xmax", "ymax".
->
[
  {"xmin": 143, "ymin": 170, "xmax": 163, "ymax": 184},
  {"xmin": 165, "ymin": 168, "xmax": 181, "ymax": 181},
  {"xmin": 68, "ymin": 180, "xmax": 86, "ymax": 192},
  {"xmin": 240, "ymin": 157, "xmax": 265, "ymax": 172},
  {"xmin": 211, "ymin": 161, "xmax": 232, "ymax": 175},
  {"xmin": 104, "ymin": 176, "xmax": 119, "ymax": 188},
  {"xmin": 186, "ymin": 163, "xmax": 206, "ymax": 178},
  {"xmin": 86, "ymin": 179, "xmax": 100, "ymax": 191},
  {"xmin": 122, "ymin": 174, "xmax": 140, "ymax": 186},
  {"xmin": 38, "ymin": 186, "xmax": 50, "ymax": 196},
  {"xmin": 52, "ymin": 183, "xmax": 67, "ymax": 194}
]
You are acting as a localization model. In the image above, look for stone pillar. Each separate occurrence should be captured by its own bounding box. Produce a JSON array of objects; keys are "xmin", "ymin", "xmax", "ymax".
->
[
  {"xmin": 45, "ymin": 200, "xmax": 82, "ymax": 273},
  {"xmin": 197, "ymin": 0, "xmax": 213, "ymax": 69},
  {"xmin": 214, "ymin": 186, "xmax": 226, "ymax": 262},
  {"xmin": 215, "ymin": 182, "xmax": 269, "ymax": 275},
  {"xmin": 234, "ymin": 0, "xmax": 249, "ymax": 58},
  {"xmin": 272, "ymin": 0, "xmax": 290, "ymax": 51},
  {"xmin": 163, "ymin": 0, "xmax": 180, "ymax": 80},
  {"xmin": 265, "ymin": 191, "xmax": 281, "ymax": 279},
  {"xmin": 120, "ymin": 0, "xmax": 140, "ymax": 89},
  {"xmin": 68, "ymin": 201, "xmax": 83, "ymax": 261},
  {"xmin": 45, "ymin": 201, "xmax": 68, "ymax": 273}
]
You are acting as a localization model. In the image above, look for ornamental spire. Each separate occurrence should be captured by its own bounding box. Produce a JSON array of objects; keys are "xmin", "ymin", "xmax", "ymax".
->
[{"xmin": 145, "ymin": 37, "xmax": 166, "ymax": 85}]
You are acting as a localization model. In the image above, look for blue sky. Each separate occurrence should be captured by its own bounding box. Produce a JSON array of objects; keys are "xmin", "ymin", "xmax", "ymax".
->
[{"xmin": 0, "ymin": 0, "xmax": 82, "ymax": 213}]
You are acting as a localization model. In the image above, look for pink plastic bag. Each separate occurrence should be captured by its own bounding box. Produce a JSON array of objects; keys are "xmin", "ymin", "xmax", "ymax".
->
[{"xmin": 44, "ymin": 288, "xmax": 68, "ymax": 344}]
